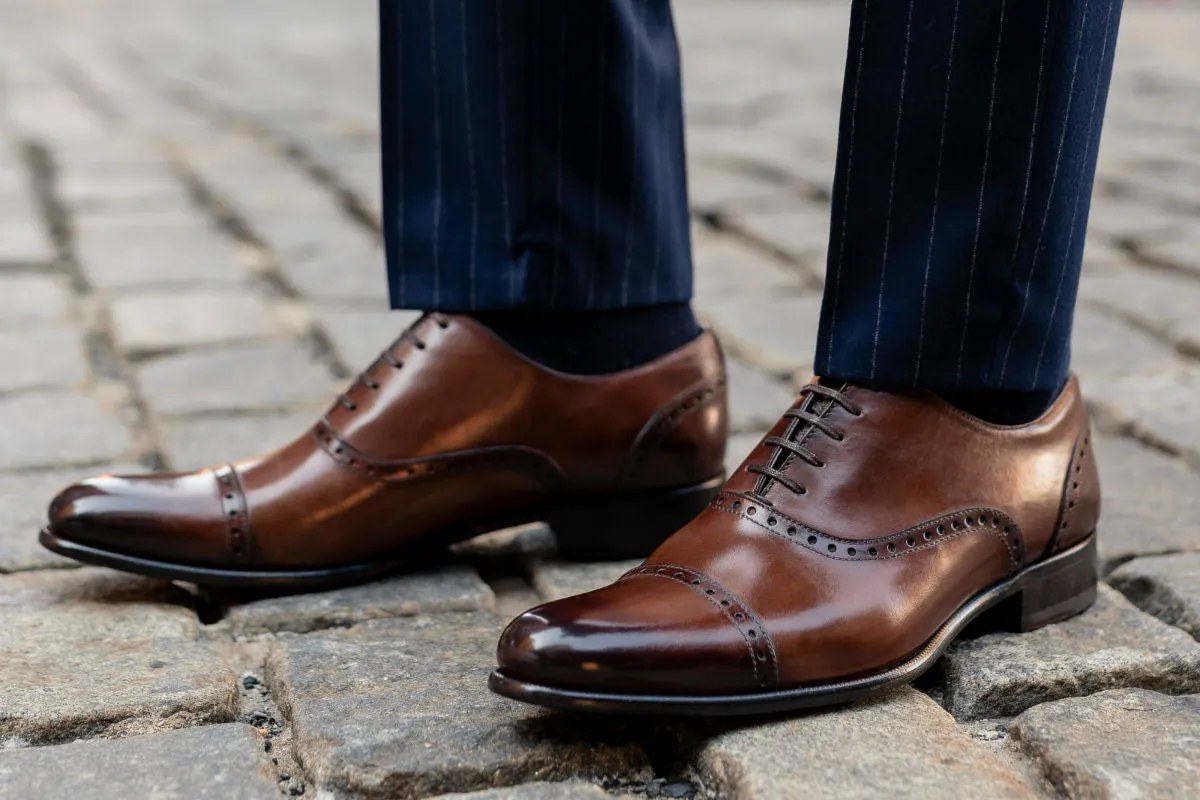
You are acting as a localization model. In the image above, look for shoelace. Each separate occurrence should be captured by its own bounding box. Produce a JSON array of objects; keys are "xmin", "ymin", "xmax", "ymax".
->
[
  {"xmin": 336, "ymin": 312, "xmax": 450, "ymax": 411},
  {"xmin": 746, "ymin": 383, "xmax": 862, "ymax": 497}
]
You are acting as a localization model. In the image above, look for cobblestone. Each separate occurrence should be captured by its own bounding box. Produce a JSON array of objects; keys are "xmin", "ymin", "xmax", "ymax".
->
[
  {"xmin": 698, "ymin": 291, "xmax": 823, "ymax": 378},
  {"xmin": 428, "ymin": 784, "xmax": 618, "ymax": 800},
  {"xmin": 223, "ymin": 565, "xmax": 495, "ymax": 637},
  {"xmin": 725, "ymin": 355, "xmax": 797, "ymax": 433},
  {"xmin": 940, "ymin": 586, "xmax": 1200, "ymax": 720},
  {"xmin": 1011, "ymin": 689, "xmax": 1200, "ymax": 800},
  {"xmin": 0, "ymin": 569, "xmax": 238, "ymax": 742},
  {"xmin": 110, "ymin": 289, "xmax": 276, "ymax": 357},
  {"xmin": 267, "ymin": 615, "xmax": 651, "ymax": 799},
  {"xmin": 0, "ymin": 275, "xmax": 69, "ymax": 324},
  {"xmin": 696, "ymin": 688, "xmax": 1035, "ymax": 800},
  {"xmin": 1108, "ymin": 553, "xmax": 1200, "ymax": 640},
  {"xmin": 313, "ymin": 306, "xmax": 419, "ymax": 368},
  {"xmin": 0, "ymin": 392, "xmax": 133, "ymax": 471},
  {"xmin": 74, "ymin": 223, "xmax": 245, "ymax": 290},
  {"xmin": 0, "ymin": 724, "xmax": 277, "ymax": 800},
  {"xmin": 0, "ymin": 327, "xmax": 88, "ymax": 394},
  {"xmin": 159, "ymin": 410, "xmax": 317, "ymax": 470},
  {"xmin": 137, "ymin": 342, "xmax": 337, "ymax": 416},
  {"xmin": 529, "ymin": 560, "xmax": 642, "ymax": 602},
  {"xmin": 1092, "ymin": 435, "xmax": 1200, "ymax": 571}
]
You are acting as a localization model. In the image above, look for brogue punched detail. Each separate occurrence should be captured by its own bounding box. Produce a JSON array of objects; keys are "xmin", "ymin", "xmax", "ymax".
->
[
  {"xmin": 710, "ymin": 491, "xmax": 1026, "ymax": 572},
  {"xmin": 622, "ymin": 563, "xmax": 779, "ymax": 689},
  {"xmin": 214, "ymin": 464, "xmax": 251, "ymax": 559}
]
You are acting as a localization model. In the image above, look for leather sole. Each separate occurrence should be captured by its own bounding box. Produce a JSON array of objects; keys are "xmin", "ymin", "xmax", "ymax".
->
[
  {"xmin": 37, "ymin": 476, "xmax": 723, "ymax": 590},
  {"xmin": 488, "ymin": 533, "xmax": 1098, "ymax": 716}
]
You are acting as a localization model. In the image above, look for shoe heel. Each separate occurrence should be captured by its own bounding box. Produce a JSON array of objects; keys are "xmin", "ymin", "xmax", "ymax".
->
[
  {"xmin": 546, "ymin": 476, "xmax": 723, "ymax": 561},
  {"xmin": 997, "ymin": 534, "xmax": 1099, "ymax": 632}
]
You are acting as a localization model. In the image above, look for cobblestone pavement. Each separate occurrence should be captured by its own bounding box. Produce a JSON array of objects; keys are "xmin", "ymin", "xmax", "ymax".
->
[{"xmin": 0, "ymin": 1, "xmax": 1198, "ymax": 798}]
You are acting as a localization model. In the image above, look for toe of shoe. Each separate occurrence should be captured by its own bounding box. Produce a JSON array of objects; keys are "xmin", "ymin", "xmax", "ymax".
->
[
  {"xmin": 46, "ymin": 471, "xmax": 226, "ymax": 564},
  {"xmin": 496, "ymin": 577, "xmax": 767, "ymax": 696}
]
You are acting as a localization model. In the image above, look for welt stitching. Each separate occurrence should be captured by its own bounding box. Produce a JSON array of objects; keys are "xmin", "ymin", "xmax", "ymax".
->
[
  {"xmin": 621, "ymin": 564, "xmax": 777, "ymax": 688},
  {"xmin": 712, "ymin": 502, "xmax": 1023, "ymax": 571}
]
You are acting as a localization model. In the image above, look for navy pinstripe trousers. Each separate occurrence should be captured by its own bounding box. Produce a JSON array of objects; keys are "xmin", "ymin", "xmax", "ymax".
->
[{"xmin": 379, "ymin": 0, "xmax": 1123, "ymax": 393}]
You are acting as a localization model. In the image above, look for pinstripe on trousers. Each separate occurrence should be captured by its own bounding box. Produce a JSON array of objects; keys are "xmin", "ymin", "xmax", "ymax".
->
[
  {"xmin": 379, "ymin": 0, "xmax": 1123, "ymax": 392},
  {"xmin": 816, "ymin": 0, "xmax": 1124, "ymax": 392},
  {"xmin": 379, "ymin": 0, "xmax": 693, "ymax": 312}
]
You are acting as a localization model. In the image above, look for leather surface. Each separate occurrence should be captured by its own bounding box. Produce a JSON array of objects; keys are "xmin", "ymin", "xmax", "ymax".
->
[
  {"xmin": 47, "ymin": 315, "xmax": 728, "ymax": 569},
  {"xmin": 497, "ymin": 376, "xmax": 1100, "ymax": 694}
]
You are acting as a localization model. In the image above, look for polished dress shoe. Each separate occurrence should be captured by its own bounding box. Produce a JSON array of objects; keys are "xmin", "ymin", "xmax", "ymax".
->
[
  {"xmin": 492, "ymin": 376, "xmax": 1100, "ymax": 715},
  {"xmin": 42, "ymin": 314, "xmax": 728, "ymax": 588}
]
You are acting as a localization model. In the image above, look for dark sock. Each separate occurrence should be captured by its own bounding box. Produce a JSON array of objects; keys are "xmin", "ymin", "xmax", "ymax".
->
[
  {"xmin": 824, "ymin": 375, "xmax": 1059, "ymax": 426},
  {"xmin": 935, "ymin": 388, "xmax": 1059, "ymax": 426},
  {"xmin": 469, "ymin": 302, "xmax": 702, "ymax": 375}
]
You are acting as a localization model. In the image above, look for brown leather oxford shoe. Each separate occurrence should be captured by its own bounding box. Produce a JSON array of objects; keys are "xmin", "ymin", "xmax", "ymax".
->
[
  {"xmin": 492, "ymin": 376, "xmax": 1100, "ymax": 715},
  {"xmin": 42, "ymin": 314, "xmax": 728, "ymax": 589}
]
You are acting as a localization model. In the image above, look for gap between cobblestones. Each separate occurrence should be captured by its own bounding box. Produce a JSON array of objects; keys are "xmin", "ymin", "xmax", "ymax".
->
[
  {"xmin": 120, "ymin": 44, "xmax": 383, "ymax": 239},
  {"xmin": 694, "ymin": 208, "xmax": 825, "ymax": 294},
  {"xmin": 167, "ymin": 159, "xmax": 353, "ymax": 381},
  {"xmin": 18, "ymin": 139, "xmax": 166, "ymax": 471},
  {"xmin": 51, "ymin": 45, "xmax": 354, "ymax": 383},
  {"xmin": 216, "ymin": 638, "xmax": 313, "ymax": 798}
]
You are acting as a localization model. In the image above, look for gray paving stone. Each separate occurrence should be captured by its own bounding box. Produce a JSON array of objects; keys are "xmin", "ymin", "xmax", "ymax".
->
[
  {"xmin": 74, "ymin": 221, "xmax": 244, "ymax": 290},
  {"xmin": 429, "ymin": 784, "xmax": 615, "ymax": 800},
  {"xmin": 1099, "ymin": 365, "xmax": 1200, "ymax": 467},
  {"xmin": 0, "ymin": 569, "xmax": 238, "ymax": 742},
  {"xmin": 696, "ymin": 688, "xmax": 1035, "ymax": 800},
  {"xmin": 725, "ymin": 431, "xmax": 768, "ymax": 477},
  {"xmin": 224, "ymin": 565, "xmax": 495, "ymax": 637},
  {"xmin": 58, "ymin": 164, "xmax": 192, "ymax": 212},
  {"xmin": 530, "ymin": 560, "xmax": 641, "ymax": 602},
  {"xmin": 940, "ymin": 586, "xmax": 1200, "ymax": 720},
  {"xmin": 729, "ymin": 205, "xmax": 830, "ymax": 274},
  {"xmin": 0, "ymin": 275, "xmax": 68, "ymax": 324},
  {"xmin": 1108, "ymin": 553, "xmax": 1200, "ymax": 640},
  {"xmin": 268, "ymin": 614, "xmax": 651, "ymax": 799},
  {"xmin": 279, "ymin": 238, "xmax": 389, "ymax": 302},
  {"xmin": 0, "ymin": 392, "xmax": 133, "ymax": 470},
  {"xmin": 160, "ymin": 410, "xmax": 317, "ymax": 470},
  {"xmin": 697, "ymin": 292, "xmax": 822, "ymax": 378},
  {"xmin": 1139, "ymin": 235, "xmax": 1200, "ymax": 277},
  {"xmin": 1092, "ymin": 435, "xmax": 1200, "ymax": 570},
  {"xmin": 692, "ymin": 229, "xmax": 809, "ymax": 306},
  {"xmin": 1079, "ymin": 266, "xmax": 1200, "ymax": 354},
  {"xmin": 137, "ymin": 342, "xmax": 337, "ymax": 416},
  {"xmin": 1080, "ymin": 236, "xmax": 1133, "ymax": 273},
  {"xmin": 1085, "ymin": 197, "xmax": 1185, "ymax": 242},
  {"xmin": 0, "ymin": 724, "xmax": 277, "ymax": 800},
  {"xmin": 1011, "ymin": 689, "xmax": 1200, "ymax": 800},
  {"xmin": 686, "ymin": 160, "xmax": 794, "ymax": 210},
  {"xmin": 725, "ymin": 356, "xmax": 794, "ymax": 434},
  {"xmin": 0, "ymin": 213, "xmax": 53, "ymax": 266},
  {"xmin": 1068, "ymin": 307, "xmax": 1179, "ymax": 398},
  {"xmin": 314, "ymin": 305, "xmax": 420, "ymax": 368},
  {"xmin": 0, "ymin": 327, "xmax": 87, "ymax": 393},
  {"xmin": 110, "ymin": 289, "xmax": 276, "ymax": 357}
]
